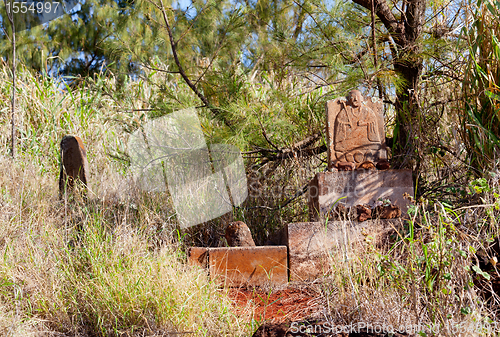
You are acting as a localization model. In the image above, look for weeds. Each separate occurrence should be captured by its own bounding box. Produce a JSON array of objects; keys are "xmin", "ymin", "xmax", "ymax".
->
[{"xmin": 1, "ymin": 45, "xmax": 500, "ymax": 336}]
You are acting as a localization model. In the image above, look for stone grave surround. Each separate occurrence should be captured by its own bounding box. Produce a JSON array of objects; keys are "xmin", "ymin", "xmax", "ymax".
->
[{"xmin": 186, "ymin": 90, "xmax": 415, "ymax": 284}]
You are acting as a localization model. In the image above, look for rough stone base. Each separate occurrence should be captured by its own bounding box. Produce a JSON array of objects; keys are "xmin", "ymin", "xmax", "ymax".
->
[
  {"xmin": 287, "ymin": 220, "xmax": 403, "ymax": 281},
  {"xmin": 188, "ymin": 246, "xmax": 288, "ymax": 287},
  {"xmin": 308, "ymin": 170, "xmax": 413, "ymax": 221}
]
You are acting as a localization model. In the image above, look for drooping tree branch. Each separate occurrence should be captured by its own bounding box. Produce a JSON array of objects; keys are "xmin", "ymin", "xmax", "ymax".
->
[
  {"xmin": 244, "ymin": 132, "xmax": 326, "ymax": 167},
  {"xmin": 156, "ymin": 0, "xmax": 234, "ymax": 127}
]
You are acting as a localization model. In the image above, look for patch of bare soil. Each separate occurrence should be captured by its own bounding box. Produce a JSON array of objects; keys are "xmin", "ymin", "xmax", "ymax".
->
[{"xmin": 227, "ymin": 287, "xmax": 323, "ymax": 323}]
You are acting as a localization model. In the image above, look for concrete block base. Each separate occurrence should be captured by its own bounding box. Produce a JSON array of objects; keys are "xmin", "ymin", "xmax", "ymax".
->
[
  {"xmin": 308, "ymin": 170, "xmax": 414, "ymax": 221},
  {"xmin": 287, "ymin": 220, "xmax": 402, "ymax": 281},
  {"xmin": 187, "ymin": 246, "xmax": 288, "ymax": 287}
]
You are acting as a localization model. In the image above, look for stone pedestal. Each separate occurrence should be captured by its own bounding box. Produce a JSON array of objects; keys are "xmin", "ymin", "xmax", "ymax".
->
[
  {"xmin": 308, "ymin": 170, "xmax": 413, "ymax": 221},
  {"xmin": 286, "ymin": 220, "xmax": 402, "ymax": 281}
]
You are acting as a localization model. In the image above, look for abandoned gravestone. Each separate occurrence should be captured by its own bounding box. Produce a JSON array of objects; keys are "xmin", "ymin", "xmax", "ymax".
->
[
  {"xmin": 59, "ymin": 135, "xmax": 89, "ymax": 196},
  {"xmin": 308, "ymin": 89, "xmax": 413, "ymax": 221},
  {"xmin": 326, "ymin": 90, "xmax": 387, "ymax": 171},
  {"xmin": 283, "ymin": 90, "xmax": 415, "ymax": 281}
]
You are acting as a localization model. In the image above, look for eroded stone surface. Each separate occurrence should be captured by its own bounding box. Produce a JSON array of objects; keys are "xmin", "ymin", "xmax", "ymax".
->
[
  {"xmin": 356, "ymin": 161, "xmax": 376, "ymax": 170},
  {"xmin": 356, "ymin": 205, "xmax": 372, "ymax": 222},
  {"xmin": 376, "ymin": 160, "xmax": 391, "ymax": 170},
  {"xmin": 59, "ymin": 135, "xmax": 89, "ymax": 196},
  {"xmin": 308, "ymin": 170, "xmax": 413, "ymax": 222},
  {"xmin": 337, "ymin": 162, "xmax": 355, "ymax": 171},
  {"xmin": 187, "ymin": 247, "xmax": 208, "ymax": 269},
  {"xmin": 209, "ymin": 246, "xmax": 288, "ymax": 287},
  {"xmin": 373, "ymin": 205, "xmax": 402, "ymax": 219},
  {"xmin": 225, "ymin": 221, "xmax": 256, "ymax": 247},
  {"xmin": 326, "ymin": 90, "xmax": 386, "ymax": 170},
  {"xmin": 287, "ymin": 220, "xmax": 402, "ymax": 281}
]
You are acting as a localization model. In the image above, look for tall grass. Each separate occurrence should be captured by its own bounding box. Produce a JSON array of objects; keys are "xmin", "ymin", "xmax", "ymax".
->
[
  {"xmin": 2, "ymin": 47, "xmax": 500, "ymax": 336},
  {"xmin": 0, "ymin": 65, "xmax": 250, "ymax": 336},
  {"xmin": 461, "ymin": 0, "xmax": 500, "ymax": 173},
  {"xmin": 318, "ymin": 199, "xmax": 500, "ymax": 336}
]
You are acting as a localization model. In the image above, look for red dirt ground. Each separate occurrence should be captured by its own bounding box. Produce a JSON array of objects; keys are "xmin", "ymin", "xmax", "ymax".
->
[{"xmin": 226, "ymin": 287, "xmax": 323, "ymax": 323}]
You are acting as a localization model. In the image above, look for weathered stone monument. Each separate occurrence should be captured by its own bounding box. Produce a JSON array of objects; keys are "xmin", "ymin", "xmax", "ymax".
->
[
  {"xmin": 187, "ymin": 89, "xmax": 414, "ymax": 285},
  {"xmin": 59, "ymin": 135, "xmax": 89, "ymax": 197},
  {"xmin": 285, "ymin": 89, "xmax": 415, "ymax": 281},
  {"xmin": 309, "ymin": 90, "xmax": 413, "ymax": 222},
  {"xmin": 326, "ymin": 89, "xmax": 387, "ymax": 170}
]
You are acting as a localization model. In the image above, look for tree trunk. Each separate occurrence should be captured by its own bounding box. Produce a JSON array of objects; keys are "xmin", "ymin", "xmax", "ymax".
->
[{"xmin": 352, "ymin": 0, "xmax": 426, "ymax": 168}]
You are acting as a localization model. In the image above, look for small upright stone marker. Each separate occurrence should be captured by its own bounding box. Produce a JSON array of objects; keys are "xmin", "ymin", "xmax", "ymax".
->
[
  {"xmin": 326, "ymin": 90, "xmax": 387, "ymax": 171},
  {"xmin": 59, "ymin": 135, "xmax": 89, "ymax": 196}
]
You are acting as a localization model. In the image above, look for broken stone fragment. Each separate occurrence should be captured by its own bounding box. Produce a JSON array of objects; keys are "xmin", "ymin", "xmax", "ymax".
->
[
  {"xmin": 59, "ymin": 135, "xmax": 89, "ymax": 197},
  {"xmin": 356, "ymin": 161, "xmax": 376, "ymax": 170},
  {"xmin": 326, "ymin": 204, "xmax": 349, "ymax": 221},
  {"xmin": 356, "ymin": 204, "xmax": 372, "ymax": 222},
  {"xmin": 225, "ymin": 221, "xmax": 256, "ymax": 247},
  {"xmin": 373, "ymin": 205, "xmax": 402, "ymax": 219},
  {"xmin": 337, "ymin": 161, "xmax": 355, "ymax": 171},
  {"xmin": 376, "ymin": 159, "xmax": 391, "ymax": 170}
]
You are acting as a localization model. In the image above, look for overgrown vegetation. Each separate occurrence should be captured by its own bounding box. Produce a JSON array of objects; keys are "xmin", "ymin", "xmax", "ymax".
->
[{"xmin": 2, "ymin": 0, "xmax": 500, "ymax": 335}]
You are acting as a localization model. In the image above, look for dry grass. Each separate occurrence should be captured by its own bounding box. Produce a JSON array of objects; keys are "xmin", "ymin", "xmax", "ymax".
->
[
  {"xmin": 309, "ymin": 207, "xmax": 500, "ymax": 337},
  {"xmin": 0, "ymin": 66, "xmax": 250, "ymax": 336},
  {"xmin": 1, "ymin": 62, "xmax": 500, "ymax": 337}
]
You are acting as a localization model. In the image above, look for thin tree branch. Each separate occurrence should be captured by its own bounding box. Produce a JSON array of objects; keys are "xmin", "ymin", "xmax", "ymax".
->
[{"xmin": 158, "ymin": 0, "xmax": 210, "ymax": 108}]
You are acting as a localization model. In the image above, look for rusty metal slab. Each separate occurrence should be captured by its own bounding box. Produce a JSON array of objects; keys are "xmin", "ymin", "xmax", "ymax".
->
[
  {"xmin": 209, "ymin": 246, "xmax": 288, "ymax": 287},
  {"xmin": 308, "ymin": 170, "xmax": 413, "ymax": 221}
]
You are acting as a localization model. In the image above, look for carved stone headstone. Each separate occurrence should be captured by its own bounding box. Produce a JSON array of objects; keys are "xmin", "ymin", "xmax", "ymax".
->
[
  {"xmin": 59, "ymin": 135, "xmax": 89, "ymax": 196},
  {"xmin": 326, "ymin": 90, "xmax": 387, "ymax": 171}
]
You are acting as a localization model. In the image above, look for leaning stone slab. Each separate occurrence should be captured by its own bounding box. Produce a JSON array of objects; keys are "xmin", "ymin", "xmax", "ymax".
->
[
  {"xmin": 287, "ymin": 220, "xmax": 402, "ymax": 281},
  {"xmin": 308, "ymin": 170, "xmax": 413, "ymax": 221},
  {"xmin": 209, "ymin": 246, "xmax": 288, "ymax": 287},
  {"xmin": 59, "ymin": 135, "xmax": 89, "ymax": 196}
]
